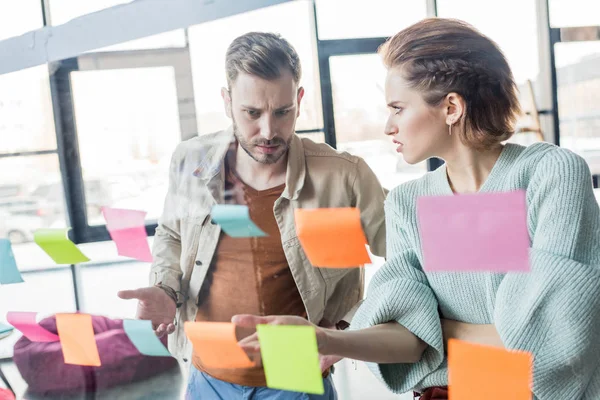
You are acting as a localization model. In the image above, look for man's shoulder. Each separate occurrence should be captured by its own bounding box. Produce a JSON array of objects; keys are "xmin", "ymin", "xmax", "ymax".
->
[{"xmin": 300, "ymin": 136, "xmax": 361, "ymax": 166}]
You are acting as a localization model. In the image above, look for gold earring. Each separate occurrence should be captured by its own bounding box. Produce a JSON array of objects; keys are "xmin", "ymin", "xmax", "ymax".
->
[{"xmin": 448, "ymin": 123, "xmax": 453, "ymax": 136}]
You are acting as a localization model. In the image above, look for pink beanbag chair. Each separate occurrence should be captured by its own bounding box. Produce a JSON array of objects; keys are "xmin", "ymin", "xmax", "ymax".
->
[{"xmin": 13, "ymin": 315, "xmax": 178, "ymax": 396}]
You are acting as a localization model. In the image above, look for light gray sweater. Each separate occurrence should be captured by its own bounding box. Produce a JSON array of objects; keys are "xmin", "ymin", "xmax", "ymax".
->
[{"xmin": 351, "ymin": 142, "xmax": 600, "ymax": 399}]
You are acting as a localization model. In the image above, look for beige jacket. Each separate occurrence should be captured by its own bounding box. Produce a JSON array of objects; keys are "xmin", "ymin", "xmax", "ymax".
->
[{"xmin": 149, "ymin": 127, "xmax": 386, "ymax": 362}]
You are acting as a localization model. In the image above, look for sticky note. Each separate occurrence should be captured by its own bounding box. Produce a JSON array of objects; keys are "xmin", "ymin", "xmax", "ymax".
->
[
  {"xmin": 0, "ymin": 322, "xmax": 14, "ymax": 339},
  {"xmin": 56, "ymin": 313, "xmax": 101, "ymax": 366},
  {"xmin": 294, "ymin": 208, "xmax": 371, "ymax": 267},
  {"xmin": 102, "ymin": 207, "xmax": 152, "ymax": 262},
  {"xmin": 34, "ymin": 229, "xmax": 90, "ymax": 264},
  {"xmin": 123, "ymin": 319, "xmax": 170, "ymax": 357},
  {"xmin": 7, "ymin": 312, "xmax": 59, "ymax": 342},
  {"xmin": 0, "ymin": 239, "xmax": 23, "ymax": 284},
  {"xmin": 257, "ymin": 324, "xmax": 324, "ymax": 394},
  {"xmin": 449, "ymin": 339, "xmax": 532, "ymax": 400},
  {"xmin": 417, "ymin": 190, "xmax": 529, "ymax": 272},
  {"xmin": 211, "ymin": 205, "xmax": 267, "ymax": 238},
  {"xmin": 184, "ymin": 321, "xmax": 254, "ymax": 368}
]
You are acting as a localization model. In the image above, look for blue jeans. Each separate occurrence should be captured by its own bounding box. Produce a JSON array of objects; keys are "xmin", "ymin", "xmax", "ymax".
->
[{"xmin": 185, "ymin": 367, "xmax": 337, "ymax": 400}]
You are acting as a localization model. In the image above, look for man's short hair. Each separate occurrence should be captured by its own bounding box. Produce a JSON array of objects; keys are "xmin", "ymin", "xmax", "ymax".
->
[{"xmin": 225, "ymin": 32, "xmax": 302, "ymax": 88}]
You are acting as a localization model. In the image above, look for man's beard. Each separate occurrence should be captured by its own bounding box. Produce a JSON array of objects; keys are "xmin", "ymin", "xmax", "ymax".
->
[{"xmin": 232, "ymin": 119, "xmax": 291, "ymax": 165}]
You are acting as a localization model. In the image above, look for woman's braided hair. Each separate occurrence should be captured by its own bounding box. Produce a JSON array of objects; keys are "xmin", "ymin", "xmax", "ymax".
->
[{"xmin": 380, "ymin": 18, "xmax": 521, "ymax": 150}]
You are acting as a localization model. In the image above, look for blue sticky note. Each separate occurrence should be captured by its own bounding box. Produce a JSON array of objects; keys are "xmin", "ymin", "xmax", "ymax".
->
[
  {"xmin": 0, "ymin": 239, "xmax": 24, "ymax": 284},
  {"xmin": 123, "ymin": 319, "xmax": 171, "ymax": 357},
  {"xmin": 0, "ymin": 322, "xmax": 13, "ymax": 334},
  {"xmin": 211, "ymin": 205, "xmax": 267, "ymax": 238}
]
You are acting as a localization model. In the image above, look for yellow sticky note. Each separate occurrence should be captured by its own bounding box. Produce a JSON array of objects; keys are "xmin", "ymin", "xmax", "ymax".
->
[
  {"xmin": 34, "ymin": 228, "xmax": 90, "ymax": 264},
  {"xmin": 56, "ymin": 313, "xmax": 101, "ymax": 367},
  {"xmin": 449, "ymin": 339, "xmax": 532, "ymax": 400},
  {"xmin": 257, "ymin": 324, "xmax": 324, "ymax": 394}
]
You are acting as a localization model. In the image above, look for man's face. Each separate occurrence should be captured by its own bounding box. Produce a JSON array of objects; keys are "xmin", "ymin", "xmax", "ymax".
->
[{"xmin": 222, "ymin": 71, "xmax": 304, "ymax": 164}]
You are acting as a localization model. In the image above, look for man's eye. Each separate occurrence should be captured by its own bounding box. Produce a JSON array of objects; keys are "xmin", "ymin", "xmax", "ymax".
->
[
  {"xmin": 246, "ymin": 110, "xmax": 259, "ymax": 117},
  {"xmin": 276, "ymin": 110, "xmax": 291, "ymax": 116}
]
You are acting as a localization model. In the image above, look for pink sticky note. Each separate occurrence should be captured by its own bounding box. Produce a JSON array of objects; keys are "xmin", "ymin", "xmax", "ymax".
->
[
  {"xmin": 417, "ymin": 190, "xmax": 529, "ymax": 272},
  {"xmin": 7, "ymin": 312, "xmax": 60, "ymax": 342},
  {"xmin": 102, "ymin": 207, "xmax": 152, "ymax": 262}
]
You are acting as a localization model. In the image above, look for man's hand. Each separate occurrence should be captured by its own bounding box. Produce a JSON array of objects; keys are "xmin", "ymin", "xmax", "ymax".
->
[{"xmin": 118, "ymin": 287, "xmax": 177, "ymax": 338}]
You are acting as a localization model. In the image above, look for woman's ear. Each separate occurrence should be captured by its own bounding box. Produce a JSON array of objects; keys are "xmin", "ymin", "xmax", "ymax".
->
[{"xmin": 444, "ymin": 92, "xmax": 466, "ymax": 125}]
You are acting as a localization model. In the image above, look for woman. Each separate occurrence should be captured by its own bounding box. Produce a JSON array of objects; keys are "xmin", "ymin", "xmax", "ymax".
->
[{"xmin": 234, "ymin": 18, "xmax": 600, "ymax": 399}]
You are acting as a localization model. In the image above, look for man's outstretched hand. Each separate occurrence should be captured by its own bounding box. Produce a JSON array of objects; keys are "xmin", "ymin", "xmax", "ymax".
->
[{"xmin": 118, "ymin": 286, "xmax": 176, "ymax": 338}]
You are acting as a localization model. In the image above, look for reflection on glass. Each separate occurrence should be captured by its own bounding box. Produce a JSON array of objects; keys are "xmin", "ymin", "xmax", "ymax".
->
[
  {"xmin": 0, "ymin": 0, "xmax": 43, "ymax": 41},
  {"xmin": 70, "ymin": 67, "xmax": 181, "ymax": 223},
  {"xmin": 0, "ymin": 66, "xmax": 57, "ymax": 154},
  {"xmin": 0, "ymin": 155, "xmax": 67, "ymax": 269},
  {"xmin": 549, "ymin": 0, "xmax": 600, "ymax": 27},
  {"xmin": 49, "ymin": 0, "xmax": 186, "ymax": 52},
  {"xmin": 188, "ymin": 0, "xmax": 322, "ymax": 134},
  {"xmin": 49, "ymin": 0, "xmax": 133, "ymax": 25},
  {"xmin": 315, "ymin": 0, "xmax": 426, "ymax": 40},
  {"xmin": 330, "ymin": 54, "xmax": 427, "ymax": 190},
  {"xmin": 556, "ymin": 42, "xmax": 600, "ymax": 174},
  {"xmin": 437, "ymin": 0, "xmax": 539, "ymax": 86}
]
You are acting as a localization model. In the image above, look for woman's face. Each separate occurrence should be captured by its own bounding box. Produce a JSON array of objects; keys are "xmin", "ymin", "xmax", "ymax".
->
[{"xmin": 384, "ymin": 68, "xmax": 451, "ymax": 164}]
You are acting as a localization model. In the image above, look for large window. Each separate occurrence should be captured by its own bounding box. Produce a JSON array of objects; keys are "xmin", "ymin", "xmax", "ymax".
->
[
  {"xmin": 549, "ymin": 0, "xmax": 600, "ymax": 27},
  {"xmin": 188, "ymin": 0, "xmax": 323, "ymax": 135},
  {"xmin": 0, "ymin": 0, "xmax": 43, "ymax": 41},
  {"xmin": 315, "ymin": 0, "xmax": 427, "ymax": 40}
]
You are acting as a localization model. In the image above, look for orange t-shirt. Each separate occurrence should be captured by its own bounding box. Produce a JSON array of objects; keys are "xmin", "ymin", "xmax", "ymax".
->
[{"xmin": 193, "ymin": 169, "xmax": 306, "ymax": 386}]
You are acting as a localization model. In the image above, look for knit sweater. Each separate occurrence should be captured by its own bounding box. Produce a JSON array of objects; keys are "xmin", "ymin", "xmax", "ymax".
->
[{"xmin": 351, "ymin": 142, "xmax": 600, "ymax": 399}]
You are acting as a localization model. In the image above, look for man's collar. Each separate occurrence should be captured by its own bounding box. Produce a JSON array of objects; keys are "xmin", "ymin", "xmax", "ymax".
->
[{"xmin": 193, "ymin": 127, "xmax": 307, "ymax": 201}]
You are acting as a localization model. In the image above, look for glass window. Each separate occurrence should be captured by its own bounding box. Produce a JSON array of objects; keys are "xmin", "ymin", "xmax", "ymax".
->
[
  {"xmin": 555, "ymin": 41, "xmax": 600, "ymax": 175},
  {"xmin": 549, "ymin": 0, "xmax": 600, "ymax": 28},
  {"xmin": 0, "ymin": 66, "xmax": 57, "ymax": 154},
  {"xmin": 78, "ymin": 241, "xmax": 153, "ymax": 318},
  {"xmin": 69, "ymin": 67, "xmax": 181, "ymax": 223},
  {"xmin": 315, "ymin": 0, "xmax": 427, "ymax": 40},
  {"xmin": 329, "ymin": 54, "xmax": 427, "ymax": 190},
  {"xmin": 48, "ymin": 0, "xmax": 186, "ymax": 52},
  {"xmin": 188, "ymin": 0, "xmax": 323, "ymax": 134},
  {"xmin": 0, "ymin": 269, "xmax": 76, "ymax": 317},
  {"xmin": 0, "ymin": 0, "xmax": 43, "ymax": 41},
  {"xmin": 437, "ymin": 0, "xmax": 539, "ymax": 86},
  {"xmin": 0, "ymin": 155, "xmax": 67, "ymax": 256}
]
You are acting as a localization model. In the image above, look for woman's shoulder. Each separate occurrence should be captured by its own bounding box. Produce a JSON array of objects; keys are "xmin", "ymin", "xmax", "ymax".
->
[{"xmin": 524, "ymin": 142, "xmax": 591, "ymax": 180}]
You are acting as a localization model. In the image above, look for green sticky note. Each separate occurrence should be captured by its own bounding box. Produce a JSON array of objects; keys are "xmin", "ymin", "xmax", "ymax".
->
[
  {"xmin": 34, "ymin": 229, "xmax": 90, "ymax": 264},
  {"xmin": 257, "ymin": 324, "xmax": 324, "ymax": 395}
]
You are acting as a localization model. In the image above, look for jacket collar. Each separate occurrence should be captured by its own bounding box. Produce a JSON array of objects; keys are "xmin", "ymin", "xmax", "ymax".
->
[{"xmin": 192, "ymin": 127, "xmax": 307, "ymax": 201}]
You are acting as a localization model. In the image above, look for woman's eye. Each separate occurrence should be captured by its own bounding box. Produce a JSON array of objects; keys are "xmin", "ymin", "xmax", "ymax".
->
[{"xmin": 394, "ymin": 107, "xmax": 403, "ymax": 115}]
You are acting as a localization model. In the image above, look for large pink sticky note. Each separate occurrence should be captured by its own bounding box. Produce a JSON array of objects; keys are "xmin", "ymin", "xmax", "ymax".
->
[
  {"xmin": 102, "ymin": 207, "xmax": 152, "ymax": 262},
  {"xmin": 7, "ymin": 312, "xmax": 60, "ymax": 342},
  {"xmin": 417, "ymin": 190, "xmax": 529, "ymax": 272}
]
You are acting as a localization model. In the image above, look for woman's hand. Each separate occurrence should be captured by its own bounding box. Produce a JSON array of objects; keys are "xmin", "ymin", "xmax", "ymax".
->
[
  {"xmin": 441, "ymin": 319, "xmax": 504, "ymax": 349},
  {"xmin": 232, "ymin": 314, "xmax": 339, "ymax": 371}
]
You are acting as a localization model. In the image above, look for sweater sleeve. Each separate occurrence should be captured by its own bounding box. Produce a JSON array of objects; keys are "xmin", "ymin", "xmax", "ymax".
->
[
  {"xmin": 494, "ymin": 149, "xmax": 600, "ymax": 399},
  {"xmin": 350, "ymin": 189, "xmax": 444, "ymax": 393}
]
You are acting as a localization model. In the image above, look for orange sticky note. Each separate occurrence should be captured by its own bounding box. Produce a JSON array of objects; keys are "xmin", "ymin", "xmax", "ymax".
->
[
  {"xmin": 295, "ymin": 208, "xmax": 371, "ymax": 268},
  {"xmin": 56, "ymin": 313, "xmax": 101, "ymax": 367},
  {"xmin": 184, "ymin": 322, "xmax": 254, "ymax": 369},
  {"xmin": 449, "ymin": 339, "xmax": 532, "ymax": 400}
]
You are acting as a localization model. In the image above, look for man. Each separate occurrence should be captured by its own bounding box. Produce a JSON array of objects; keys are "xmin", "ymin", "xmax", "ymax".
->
[{"xmin": 118, "ymin": 32, "xmax": 386, "ymax": 399}]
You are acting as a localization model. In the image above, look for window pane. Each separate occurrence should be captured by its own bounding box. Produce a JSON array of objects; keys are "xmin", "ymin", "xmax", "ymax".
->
[
  {"xmin": 0, "ymin": 0, "xmax": 43, "ymax": 41},
  {"xmin": 437, "ymin": 0, "xmax": 539, "ymax": 86},
  {"xmin": 0, "ymin": 270, "xmax": 76, "ymax": 317},
  {"xmin": 188, "ymin": 0, "xmax": 322, "ymax": 134},
  {"xmin": 0, "ymin": 155, "xmax": 67, "ymax": 259},
  {"xmin": 78, "ymin": 241, "xmax": 153, "ymax": 318},
  {"xmin": 70, "ymin": 68, "xmax": 181, "ymax": 223},
  {"xmin": 549, "ymin": 0, "xmax": 600, "ymax": 27},
  {"xmin": 315, "ymin": 0, "xmax": 427, "ymax": 40},
  {"xmin": 0, "ymin": 66, "xmax": 57, "ymax": 154},
  {"xmin": 49, "ymin": 0, "xmax": 186, "ymax": 51},
  {"xmin": 330, "ymin": 54, "xmax": 427, "ymax": 190},
  {"xmin": 555, "ymin": 42, "xmax": 600, "ymax": 174}
]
